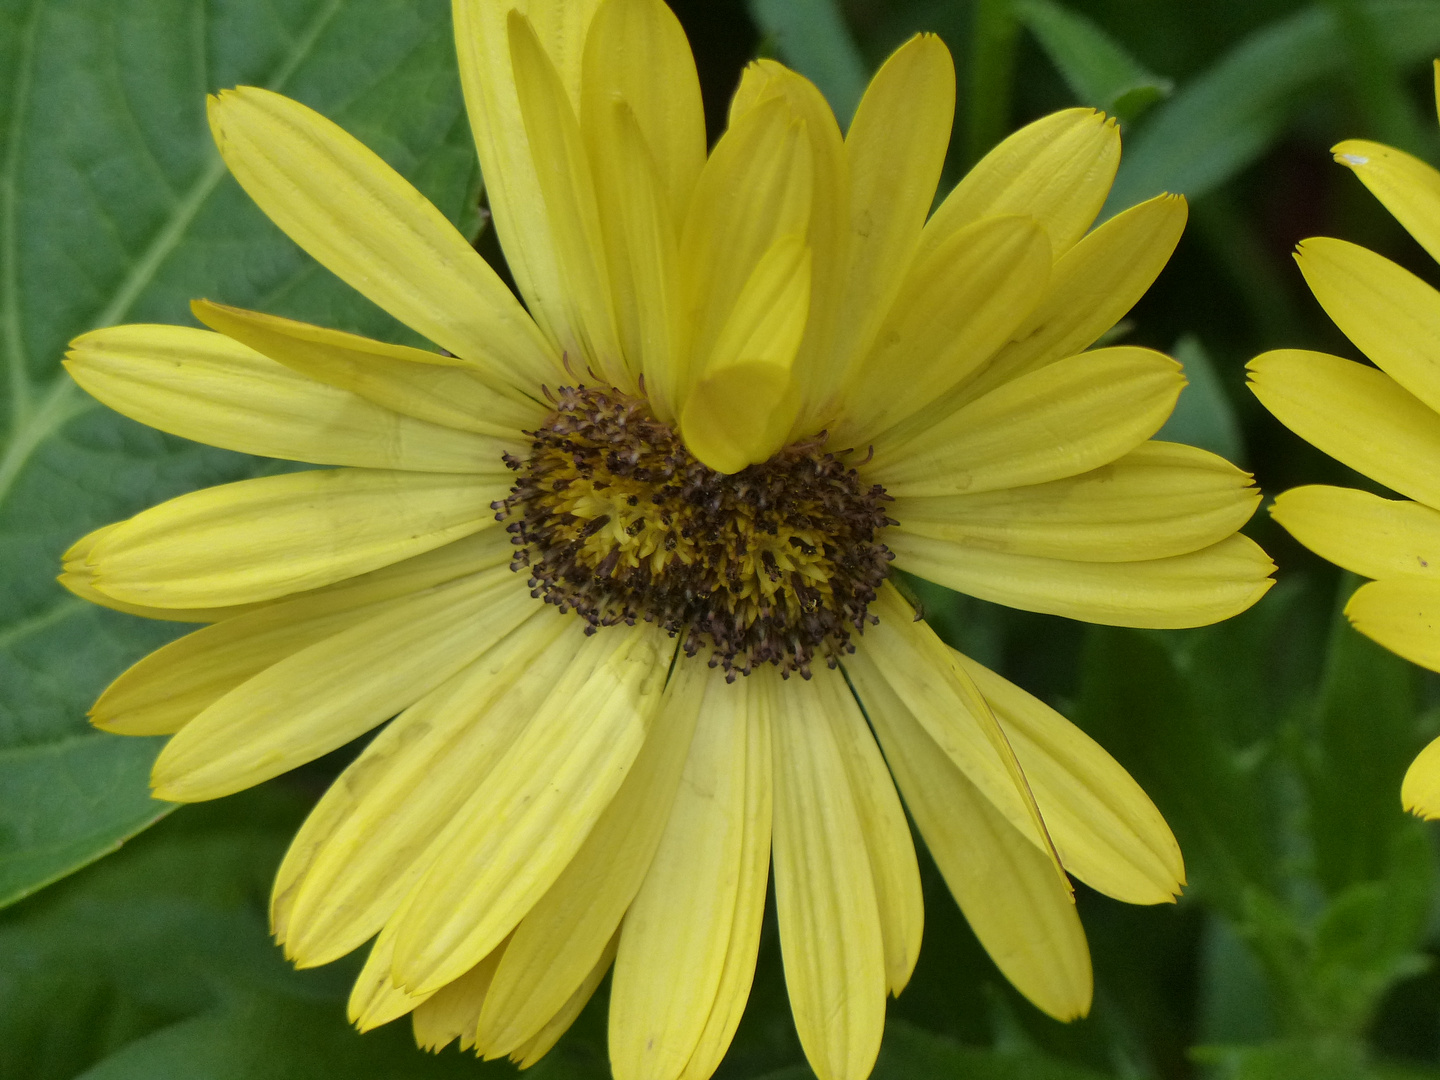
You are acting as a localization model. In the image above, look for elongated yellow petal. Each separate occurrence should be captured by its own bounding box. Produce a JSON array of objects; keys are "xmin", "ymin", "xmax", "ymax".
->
[
  {"xmin": 349, "ymin": 922, "xmax": 433, "ymax": 1031},
  {"xmin": 391, "ymin": 624, "xmax": 671, "ymax": 995},
  {"xmin": 1249, "ymin": 349, "xmax": 1440, "ymax": 508},
  {"xmin": 831, "ymin": 34, "xmax": 955, "ymax": 394},
  {"xmin": 1272, "ymin": 485, "xmax": 1440, "ymax": 581},
  {"xmin": 454, "ymin": 0, "xmax": 603, "ymax": 358},
  {"xmin": 275, "ymin": 612, "xmax": 574, "ymax": 965},
  {"xmin": 1403, "ymin": 732, "xmax": 1440, "ymax": 819},
  {"xmin": 479, "ymin": 658, "xmax": 707, "ymax": 1058},
  {"xmin": 509, "ymin": 10, "xmax": 625, "ymax": 386},
  {"xmin": 207, "ymin": 86, "xmax": 557, "ymax": 386},
  {"xmin": 675, "ymin": 677, "xmax": 772, "ymax": 1080},
  {"xmin": 679, "ymin": 236, "xmax": 811, "ymax": 473},
  {"xmin": 65, "ymin": 324, "xmax": 515, "ymax": 473},
  {"xmin": 892, "ymin": 440, "xmax": 1259, "ymax": 562},
  {"xmin": 151, "ymin": 571, "xmax": 535, "ymax": 802},
  {"xmin": 770, "ymin": 669, "xmax": 886, "ymax": 1080},
  {"xmin": 870, "ymin": 348, "xmax": 1183, "ymax": 498},
  {"xmin": 889, "ymin": 531, "xmax": 1275, "ymax": 628},
  {"xmin": 923, "ymin": 108, "xmax": 1119, "ymax": 260},
  {"xmin": 609, "ymin": 666, "xmax": 752, "ymax": 1080},
  {"xmin": 412, "ymin": 940, "xmax": 509, "ymax": 1052},
  {"xmin": 1297, "ymin": 237, "xmax": 1440, "ymax": 414},
  {"xmin": 1334, "ymin": 139, "xmax": 1440, "ymax": 266},
  {"xmin": 813, "ymin": 666, "xmax": 923, "ymax": 995},
  {"xmin": 841, "ymin": 215, "xmax": 1051, "ymax": 443},
  {"xmin": 1346, "ymin": 576, "xmax": 1440, "ymax": 673},
  {"xmin": 92, "ymin": 532, "xmax": 511, "ymax": 737},
  {"xmin": 581, "ymin": 0, "xmax": 705, "ymax": 228},
  {"xmin": 85, "ymin": 468, "xmax": 504, "ymax": 609},
  {"xmin": 508, "ymin": 934, "xmax": 619, "ymax": 1068},
  {"xmin": 956, "ymin": 655, "xmax": 1185, "ymax": 904},
  {"xmin": 191, "ymin": 300, "xmax": 544, "ymax": 436},
  {"xmin": 677, "ymin": 96, "xmax": 813, "ymax": 406},
  {"xmin": 863, "ymin": 673, "xmax": 1092, "ymax": 1021}
]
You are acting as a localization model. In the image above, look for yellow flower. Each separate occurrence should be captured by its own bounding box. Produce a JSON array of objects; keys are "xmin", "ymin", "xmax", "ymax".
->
[
  {"xmin": 60, "ymin": 2, "xmax": 1272, "ymax": 1078},
  {"xmin": 1249, "ymin": 62, "xmax": 1440, "ymax": 825}
]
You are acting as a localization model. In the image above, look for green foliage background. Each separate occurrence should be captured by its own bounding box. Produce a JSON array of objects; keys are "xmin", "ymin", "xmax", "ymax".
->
[{"xmin": 4, "ymin": 0, "xmax": 1440, "ymax": 1077}]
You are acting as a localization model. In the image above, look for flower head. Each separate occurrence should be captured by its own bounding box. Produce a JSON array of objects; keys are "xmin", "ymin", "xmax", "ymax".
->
[
  {"xmin": 1250, "ymin": 62, "xmax": 1440, "ymax": 822},
  {"xmin": 62, "ymin": 2, "xmax": 1272, "ymax": 1078}
]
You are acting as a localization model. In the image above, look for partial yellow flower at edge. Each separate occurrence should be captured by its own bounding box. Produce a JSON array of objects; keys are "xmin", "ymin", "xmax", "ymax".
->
[{"xmin": 59, "ymin": 4, "xmax": 1272, "ymax": 1080}]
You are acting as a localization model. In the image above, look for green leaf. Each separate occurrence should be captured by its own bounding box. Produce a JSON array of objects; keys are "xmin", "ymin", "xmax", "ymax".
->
[
  {"xmin": 1155, "ymin": 335, "xmax": 1245, "ymax": 464},
  {"xmin": 746, "ymin": 0, "xmax": 869, "ymax": 126},
  {"xmin": 1105, "ymin": 0, "xmax": 1440, "ymax": 214},
  {"xmin": 0, "ymin": 0, "xmax": 483, "ymax": 906},
  {"xmin": 872, "ymin": 1020, "xmax": 1115, "ymax": 1080},
  {"xmin": 1013, "ymin": 0, "xmax": 1172, "ymax": 124}
]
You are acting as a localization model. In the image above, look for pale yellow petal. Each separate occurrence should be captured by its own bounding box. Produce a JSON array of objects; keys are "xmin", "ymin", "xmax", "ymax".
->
[
  {"xmin": 869, "ymin": 348, "xmax": 1183, "ymax": 498},
  {"xmin": 509, "ymin": 934, "xmax": 619, "ymax": 1068},
  {"xmin": 508, "ymin": 10, "xmax": 625, "ymax": 386},
  {"xmin": 1272, "ymin": 485, "xmax": 1440, "ymax": 581},
  {"xmin": 391, "ymin": 623, "xmax": 671, "ymax": 995},
  {"xmin": 1297, "ymin": 237, "xmax": 1440, "ymax": 415},
  {"xmin": 679, "ymin": 236, "xmax": 811, "ymax": 473},
  {"xmin": 891, "ymin": 440, "xmax": 1259, "ymax": 562},
  {"xmin": 348, "ymin": 922, "xmax": 433, "ymax": 1031},
  {"xmin": 770, "ymin": 669, "xmax": 886, "ymax": 1080},
  {"xmin": 84, "ymin": 468, "xmax": 504, "ymax": 609},
  {"xmin": 64, "ymin": 324, "xmax": 515, "ymax": 473},
  {"xmin": 840, "ymin": 215, "xmax": 1051, "ymax": 444},
  {"xmin": 1249, "ymin": 349, "xmax": 1440, "ymax": 508},
  {"xmin": 831, "ymin": 34, "xmax": 955, "ymax": 395},
  {"xmin": 478, "ymin": 658, "xmax": 708, "ymax": 1058},
  {"xmin": 453, "ymin": 0, "xmax": 603, "ymax": 358},
  {"xmin": 1334, "ymin": 138, "xmax": 1440, "ymax": 266},
  {"xmin": 889, "ymin": 531, "xmax": 1275, "ymax": 628},
  {"xmin": 207, "ymin": 86, "xmax": 557, "ymax": 386},
  {"xmin": 956, "ymin": 655, "xmax": 1185, "ymax": 905},
  {"xmin": 191, "ymin": 300, "xmax": 544, "ymax": 436},
  {"xmin": 1402, "ymin": 733, "xmax": 1440, "ymax": 819},
  {"xmin": 1345, "ymin": 576, "xmax": 1440, "ymax": 673},
  {"xmin": 812, "ymin": 666, "xmax": 923, "ymax": 995},
  {"xmin": 923, "ymin": 108, "xmax": 1119, "ymax": 260},
  {"xmin": 150, "ymin": 570, "xmax": 536, "ymax": 802},
  {"xmin": 412, "ymin": 939, "xmax": 509, "ymax": 1052},
  {"xmin": 274, "ymin": 611, "xmax": 574, "ymax": 965},
  {"xmin": 863, "ymin": 674, "xmax": 1092, "ymax": 1021}
]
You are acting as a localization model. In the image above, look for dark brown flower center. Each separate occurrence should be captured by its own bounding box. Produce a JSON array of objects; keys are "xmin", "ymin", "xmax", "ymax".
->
[{"xmin": 493, "ymin": 385, "xmax": 895, "ymax": 679}]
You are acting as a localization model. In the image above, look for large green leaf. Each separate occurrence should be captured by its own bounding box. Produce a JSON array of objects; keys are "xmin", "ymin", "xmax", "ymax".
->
[{"xmin": 0, "ymin": 0, "xmax": 483, "ymax": 907}]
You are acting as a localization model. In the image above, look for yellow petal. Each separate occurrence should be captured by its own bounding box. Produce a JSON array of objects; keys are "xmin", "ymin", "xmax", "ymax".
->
[
  {"xmin": 863, "ymin": 673, "xmax": 1092, "ymax": 1021},
  {"xmin": 770, "ymin": 669, "xmax": 886, "ymax": 1080},
  {"xmin": 1249, "ymin": 349, "xmax": 1440, "ymax": 508},
  {"xmin": 478, "ymin": 657, "xmax": 707, "ymax": 1058},
  {"xmin": 813, "ymin": 665, "xmax": 923, "ymax": 995},
  {"xmin": 391, "ymin": 623, "xmax": 671, "ymax": 995},
  {"xmin": 1402, "ymin": 732, "xmax": 1440, "ymax": 819},
  {"xmin": 679, "ymin": 235, "xmax": 811, "ymax": 473},
  {"xmin": 64, "ymin": 324, "xmax": 515, "ymax": 473},
  {"xmin": 207, "ymin": 86, "xmax": 557, "ymax": 387},
  {"xmin": 412, "ymin": 940, "xmax": 509, "ymax": 1052},
  {"xmin": 841, "ymin": 215, "xmax": 1052, "ymax": 443},
  {"xmin": 923, "ymin": 108, "xmax": 1119, "ymax": 260},
  {"xmin": 454, "ymin": 0, "xmax": 603, "ymax": 359},
  {"xmin": 1272, "ymin": 485, "xmax": 1440, "ymax": 581},
  {"xmin": 508, "ymin": 933, "xmax": 619, "ymax": 1068},
  {"xmin": 1333, "ymin": 138, "xmax": 1440, "ymax": 266},
  {"xmin": 831, "ymin": 34, "xmax": 955, "ymax": 397},
  {"xmin": 956, "ymin": 655, "xmax": 1185, "ymax": 904},
  {"xmin": 274, "ymin": 611, "xmax": 575, "ymax": 965},
  {"xmin": 891, "ymin": 440, "xmax": 1259, "ymax": 562},
  {"xmin": 508, "ymin": 10, "xmax": 625, "ymax": 386},
  {"xmin": 869, "ymin": 347, "xmax": 1183, "ymax": 498},
  {"xmin": 85, "ymin": 468, "xmax": 504, "ymax": 609},
  {"xmin": 888, "ymin": 531, "xmax": 1276, "ymax": 628},
  {"xmin": 609, "ymin": 666, "xmax": 752, "ymax": 1080},
  {"xmin": 191, "ymin": 300, "xmax": 544, "ymax": 437},
  {"xmin": 348, "ymin": 922, "xmax": 432, "ymax": 1031},
  {"xmin": 1296, "ymin": 237, "xmax": 1440, "ymax": 414},
  {"xmin": 91, "ymin": 532, "xmax": 511, "ymax": 736},
  {"xmin": 150, "ymin": 570, "xmax": 536, "ymax": 802},
  {"xmin": 1345, "ymin": 576, "xmax": 1440, "ymax": 673}
]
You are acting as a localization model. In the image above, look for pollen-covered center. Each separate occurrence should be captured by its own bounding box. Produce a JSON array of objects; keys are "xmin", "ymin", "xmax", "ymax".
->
[{"xmin": 494, "ymin": 385, "xmax": 896, "ymax": 679}]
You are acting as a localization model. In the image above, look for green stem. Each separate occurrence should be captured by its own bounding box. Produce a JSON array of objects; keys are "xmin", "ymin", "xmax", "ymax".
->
[{"xmin": 965, "ymin": 0, "xmax": 1021, "ymax": 168}]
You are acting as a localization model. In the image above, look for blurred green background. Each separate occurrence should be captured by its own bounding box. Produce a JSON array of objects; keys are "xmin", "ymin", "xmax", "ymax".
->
[{"xmin": 5, "ymin": 0, "xmax": 1440, "ymax": 1077}]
